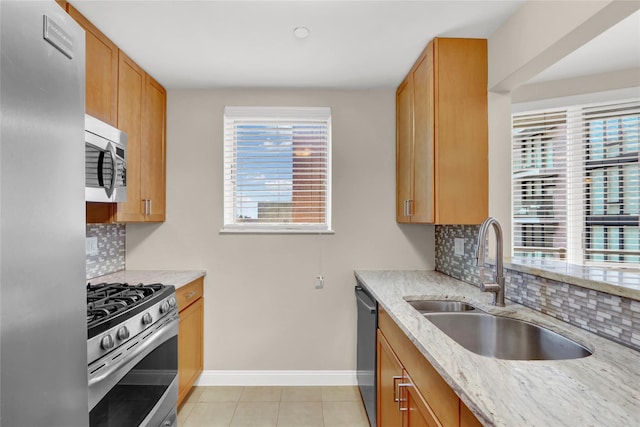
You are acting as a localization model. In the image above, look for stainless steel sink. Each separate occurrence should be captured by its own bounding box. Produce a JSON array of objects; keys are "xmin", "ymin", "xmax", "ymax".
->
[
  {"xmin": 407, "ymin": 300, "xmax": 476, "ymax": 313},
  {"xmin": 425, "ymin": 312, "xmax": 592, "ymax": 360}
]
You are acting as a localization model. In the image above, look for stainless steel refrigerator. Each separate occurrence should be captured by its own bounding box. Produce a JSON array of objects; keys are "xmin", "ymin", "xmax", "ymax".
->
[{"xmin": 1, "ymin": 1, "xmax": 88, "ymax": 426}]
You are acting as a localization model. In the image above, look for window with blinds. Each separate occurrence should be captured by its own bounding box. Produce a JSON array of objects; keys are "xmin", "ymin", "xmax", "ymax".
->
[
  {"xmin": 223, "ymin": 106, "xmax": 331, "ymax": 232},
  {"xmin": 512, "ymin": 99, "xmax": 639, "ymax": 267}
]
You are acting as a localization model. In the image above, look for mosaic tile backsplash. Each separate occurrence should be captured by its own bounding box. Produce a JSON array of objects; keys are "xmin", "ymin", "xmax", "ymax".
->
[
  {"xmin": 86, "ymin": 224, "xmax": 125, "ymax": 280},
  {"xmin": 435, "ymin": 225, "xmax": 640, "ymax": 352},
  {"xmin": 435, "ymin": 225, "xmax": 483, "ymax": 287}
]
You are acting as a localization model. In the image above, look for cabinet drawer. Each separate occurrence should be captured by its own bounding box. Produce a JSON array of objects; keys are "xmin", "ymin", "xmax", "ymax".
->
[
  {"xmin": 379, "ymin": 308, "xmax": 459, "ymax": 427},
  {"xmin": 177, "ymin": 277, "xmax": 204, "ymax": 312}
]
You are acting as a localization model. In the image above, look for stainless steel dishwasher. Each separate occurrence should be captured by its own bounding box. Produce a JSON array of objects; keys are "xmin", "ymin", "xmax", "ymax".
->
[{"xmin": 355, "ymin": 284, "xmax": 377, "ymax": 427}]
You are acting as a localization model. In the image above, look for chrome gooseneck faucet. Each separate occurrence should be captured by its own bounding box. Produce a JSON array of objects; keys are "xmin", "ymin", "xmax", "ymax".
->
[{"xmin": 476, "ymin": 217, "xmax": 505, "ymax": 307}]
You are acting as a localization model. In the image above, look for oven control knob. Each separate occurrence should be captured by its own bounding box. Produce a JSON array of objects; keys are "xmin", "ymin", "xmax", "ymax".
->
[
  {"xmin": 116, "ymin": 326, "xmax": 130, "ymax": 340},
  {"xmin": 159, "ymin": 301, "xmax": 170, "ymax": 314},
  {"xmin": 100, "ymin": 334, "xmax": 115, "ymax": 350},
  {"xmin": 168, "ymin": 297, "xmax": 177, "ymax": 308},
  {"xmin": 142, "ymin": 312, "xmax": 153, "ymax": 325}
]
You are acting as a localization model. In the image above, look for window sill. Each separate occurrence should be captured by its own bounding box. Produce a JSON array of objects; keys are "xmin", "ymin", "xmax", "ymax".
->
[
  {"xmin": 219, "ymin": 228, "xmax": 335, "ymax": 235},
  {"xmin": 504, "ymin": 257, "xmax": 640, "ymax": 300}
]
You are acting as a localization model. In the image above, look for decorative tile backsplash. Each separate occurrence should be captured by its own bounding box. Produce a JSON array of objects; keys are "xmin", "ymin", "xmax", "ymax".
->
[
  {"xmin": 435, "ymin": 225, "xmax": 640, "ymax": 352},
  {"xmin": 86, "ymin": 224, "xmax": 125, "ymax": 280},
  {"xmin": 506, "ymin": 272, "xmax": 640, "ymax": 349},
  {"xmin": 434, "ymin": 225, "xmax": 482, "ymax": 287}
]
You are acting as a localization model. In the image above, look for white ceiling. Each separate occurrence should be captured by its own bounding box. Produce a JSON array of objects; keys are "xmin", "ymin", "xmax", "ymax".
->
[
  {"xmin": 68, "ymin": 0, "xmax": 524, "ymax": 89},
  {"xmin": 527, "ymin": 9, "xmax": 640, "ymax": 84},
  {"xmin": 68, "ymin": 1, "xmax": 639, "ymax": 90}
]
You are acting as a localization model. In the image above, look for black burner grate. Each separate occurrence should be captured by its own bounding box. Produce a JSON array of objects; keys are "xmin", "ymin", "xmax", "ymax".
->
[{"xmin": 86, "ymin": 282, "xmax": 166, "ymax": 330}]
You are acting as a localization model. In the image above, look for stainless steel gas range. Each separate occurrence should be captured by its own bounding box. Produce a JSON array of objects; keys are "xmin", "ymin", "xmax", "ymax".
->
[{"xmin": 87, "ymin": 282, "xmax": 179, "ymax": 427}]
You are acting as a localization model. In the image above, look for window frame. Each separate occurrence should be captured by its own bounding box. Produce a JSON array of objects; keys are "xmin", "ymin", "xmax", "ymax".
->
[{"xmin": 221, "ymin": 106, "xmax": 333, "ymax": 234}]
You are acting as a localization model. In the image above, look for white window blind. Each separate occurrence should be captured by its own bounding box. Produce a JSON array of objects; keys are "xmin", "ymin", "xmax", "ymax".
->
[
  {"xmin": 512, "ymin": 99, "xmax": 639, "ymax": 267},
  {"xmin": 223, "ymin": 106, "xmax": 331, "ymax": 232}
]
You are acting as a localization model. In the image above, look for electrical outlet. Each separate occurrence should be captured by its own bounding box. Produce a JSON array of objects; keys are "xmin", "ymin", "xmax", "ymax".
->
[
  {"xmin": 454, "ymin": 238, "xmax": 465, "ymax": 256},
  {"xmin": 315, "ymin": 275, "xmax": 324, "ymax": 289},
  {"xmin": 86, "ymin": 237, "xmax": 98, "ymax": 256}
]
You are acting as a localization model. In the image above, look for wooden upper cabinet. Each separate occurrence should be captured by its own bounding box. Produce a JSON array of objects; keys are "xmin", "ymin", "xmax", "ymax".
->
[
  {"xmin": 396, "ymin": 38, "xmax": 487, "ymax": 225},
  {"xmin": 68, "ymin": 6, "xmax": 168, "ymax": 224},
  {"xmin": 411, "ymin": 47, "xmax": 435, "ymax": 224},
  {"xmin": 141, "ymin": 74, "xmax": 167, "ymax": 222},
  {"xmin": 115, "ymin": 51, "xmax": 145, "ymax": 222},
  {"xmin": 112, "ymin": 55, "xmax": 166, "ymax": 223},
  {"xmin": 396, "ymin": 77, "xmax": 414, "ymax": 224},
  {"xmin": 67, "ymin": 4, "xmax": 118, "ymax": 126}
]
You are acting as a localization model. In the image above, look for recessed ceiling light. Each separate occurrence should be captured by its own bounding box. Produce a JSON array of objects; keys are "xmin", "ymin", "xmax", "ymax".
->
[{"xmin": 293, "ymin": 27, "xmax": 310, "ymax": 39}]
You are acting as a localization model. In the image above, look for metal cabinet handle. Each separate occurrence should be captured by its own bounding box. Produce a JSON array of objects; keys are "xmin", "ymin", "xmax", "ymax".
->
[
  {"xmin": 397, "ymin": 382, "xmax": 411, "ymax": 412},
  {"xmin": 141, "ymin": 199, "xmax": 153, "ymax": 216},
  {"xmin": 392, "ymin": 376, "xmax": 403, "ymax": 402},
  {"xmin": 403, "ymin": 200, "xmax": 414, "ymax": 217},
  {"xmin": 184, "ymin": 291, "xmax": 197, "ymax": 299}
]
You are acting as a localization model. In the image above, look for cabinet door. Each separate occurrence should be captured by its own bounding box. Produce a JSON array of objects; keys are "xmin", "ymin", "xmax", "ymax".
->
[
  {"xmin": 396, "ymin": 76, "xmax": 413, "ymax": 223},
  {"xmin": 433, "ymin": 38, "xmax": 488, "ymax": 224},
  {"xmin": 67, "ymin": 5, "xmax": 118, "ymax": 126},
  {"xmin": 377, "ymin": 330, "xmax": 403, "ymax": 427},
  {"xmin": 178, "ymin": 297, "xmax": 204, "ymax": 406},
  {"xmin": 141, "ymin": 74, "xmax": 166, "ymax": 222},
  {"xmin": 403, "ymin": 376, "xmax": 442, "ymax": 427},
  {"xmin": 460, "ymin": 402, "xmax": 483, "ymax": 427},
  {"xmin": 411, "ymin": 43, "xmax": 435, "ymax": 224},
  {"xmin": 115, "ymin": 51, "xmax": 145, "ymax": 222}
]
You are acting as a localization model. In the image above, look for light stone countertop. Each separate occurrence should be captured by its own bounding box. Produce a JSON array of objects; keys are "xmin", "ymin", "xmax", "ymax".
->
[
  {"xmin": 355, "ymin": 270, "xmax": 640, "ymax": 427},
  {"xmin": 89, "ymin": 270, "xmax": 206, "ymax": 289}
]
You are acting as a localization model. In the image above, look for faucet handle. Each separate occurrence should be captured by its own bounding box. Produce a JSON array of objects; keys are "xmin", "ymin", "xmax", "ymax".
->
[{"xmin": 480, "ymin": 282, "xmax": 501, "ymax": 293}]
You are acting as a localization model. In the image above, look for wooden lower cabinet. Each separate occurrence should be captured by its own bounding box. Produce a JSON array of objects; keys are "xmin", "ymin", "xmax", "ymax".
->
[
  {"xmin": 378, "ymin": 307, "xmax": 482, "ymax": 427},
  {"xmin": 404, "ymin": 374, "xmax": 441, "ymax": 427},
  {"xmin": 379, "ymin": 330, "xmax": 441, "ymax": 427},
  {"xmin": 378, "ymin": 330, "xmax": 403, "ymax": 427},
  {"xmin": 177, "ymin": 278, "xmax": 204, "ymax": 406},
  {"xmin": 460, "ymin": 403, "xmax": 483, "ymax": 427}
]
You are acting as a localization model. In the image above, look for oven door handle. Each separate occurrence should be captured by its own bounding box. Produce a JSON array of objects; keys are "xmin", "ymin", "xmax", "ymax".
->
[{"xmin": 88, "ymin": 314, "xmax": 178, "ymax": 411}]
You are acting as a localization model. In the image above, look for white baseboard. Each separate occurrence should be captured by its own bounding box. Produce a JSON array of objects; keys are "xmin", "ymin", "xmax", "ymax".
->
[{"xmin": 195, "ymin": 370, "xmax": 358, "ymax": 386}]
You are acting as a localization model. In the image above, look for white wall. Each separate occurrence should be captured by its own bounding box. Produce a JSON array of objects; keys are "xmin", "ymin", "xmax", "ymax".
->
[{"xmin": 125, "ymin": 89, "xmax": 434, "ymax": 373}]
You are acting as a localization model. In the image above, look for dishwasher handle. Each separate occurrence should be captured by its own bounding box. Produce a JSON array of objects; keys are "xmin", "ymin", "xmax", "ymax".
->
[{"xmin": 355, "ymin": 286, "xmax": 377, "ymax": 314}]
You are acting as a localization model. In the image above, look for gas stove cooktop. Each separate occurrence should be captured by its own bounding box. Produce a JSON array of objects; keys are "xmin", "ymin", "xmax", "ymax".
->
[{"xmin": 86, "ymin": 282, "xmax": 175, "ymax": 339}]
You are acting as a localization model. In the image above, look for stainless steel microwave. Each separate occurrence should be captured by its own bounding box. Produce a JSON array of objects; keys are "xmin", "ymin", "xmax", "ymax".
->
[{"xmin": 85, "ymin": 115, "xmax": 127, "ymax": 202}]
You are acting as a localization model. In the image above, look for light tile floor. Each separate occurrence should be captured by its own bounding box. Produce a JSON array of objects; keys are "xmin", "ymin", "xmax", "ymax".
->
[{"xmin": 178, "ymin": 386, "xmax": 370, "ymax": 427}]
